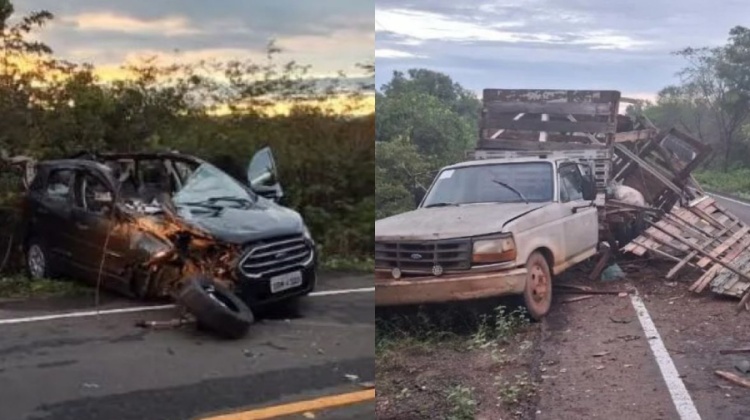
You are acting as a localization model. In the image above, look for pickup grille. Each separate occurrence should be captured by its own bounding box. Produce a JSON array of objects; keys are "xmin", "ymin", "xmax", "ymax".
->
[
  {"xmin": 375, "ymin": 239, "xmax": 472, "ymax": 274},
  {"xmin": 239, "ymin": 234, "xmax": 313, "ymax": 278}
]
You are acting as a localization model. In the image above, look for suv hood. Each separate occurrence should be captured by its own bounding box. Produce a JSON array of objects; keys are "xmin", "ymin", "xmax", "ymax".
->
[
  {"xmin": 177, "ymin": 198, "xmax": 305, "ymax": 244},
  {"xmin": 375, "ymin": 202, "xmax": 548, "ymax": 241}
]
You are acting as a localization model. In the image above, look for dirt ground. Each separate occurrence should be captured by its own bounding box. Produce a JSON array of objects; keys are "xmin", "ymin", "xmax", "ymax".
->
[
  {"xmin": 376, "ymin": 257, "xmax": 750, "ymax": 420},
  {"xmin": 375, "ymin": 302, "xmax": 542, "ymax": 420}
]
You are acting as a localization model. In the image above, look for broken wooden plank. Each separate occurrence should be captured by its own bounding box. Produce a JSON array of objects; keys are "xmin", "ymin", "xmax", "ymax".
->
[
  {"xmin": 715, "ymin": 370, "xmax": 750, "ymax": 389},
  {"xmin": 647, "ymin": 220, "xmax": 750, "ymax": 287},
  {"xmin": 614, "ymin": 129, "xmax": 658, "ymax": 143},
  {"xmin": 719, "ymin": 347, "xmax": 750, "ymax": 355},
  {"xmin": 696, "ymin": 226, "xmax": 749, "ymax": 268},
  {"xmin": 691, "ymin": 236, "xmax": 750, "ymax": 293},
  {"xmin": 666, "ymin": 220, "xmax": 740, "ymax": 280},
  {"xmin": 589, "ymin": 244, "xmax": 612, "ymax": 281}
]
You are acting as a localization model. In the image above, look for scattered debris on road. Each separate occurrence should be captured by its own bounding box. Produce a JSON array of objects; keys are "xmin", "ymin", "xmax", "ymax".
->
[
  {"xmin": 716, "ymin": 370, "xmax": 750, "ymax": 389},
  {"xmin": 720, "ymin": 347, "xmax": 750, "ymax": 355}
]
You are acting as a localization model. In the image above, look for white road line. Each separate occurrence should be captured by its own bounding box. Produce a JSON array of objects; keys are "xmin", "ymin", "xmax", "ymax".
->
[
  {"xmin": 0, "ymin": 287, "xmax": 374, "ymax": 326},
  {"xmin": 709, "ymin": 192, "xmax": 750, "ymax": 208},
  {"xmin": 631, "ymin": 294, "xmax": 702, "ymax": 420}
]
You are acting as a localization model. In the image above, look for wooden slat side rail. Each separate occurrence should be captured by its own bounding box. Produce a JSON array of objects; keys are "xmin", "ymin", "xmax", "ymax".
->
[
  {"xmin": 481, "ymin": 118, "xmax": 615, "ymax": 134},
  {"xmin": 484, "ymin": 101, "xmax": 613, "ymax": 115}
]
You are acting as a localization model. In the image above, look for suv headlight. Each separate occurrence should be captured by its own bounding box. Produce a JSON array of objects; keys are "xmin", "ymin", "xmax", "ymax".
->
[{"xmin": 472, "ymin": 234, "xmax": 516, "ymax": 264}]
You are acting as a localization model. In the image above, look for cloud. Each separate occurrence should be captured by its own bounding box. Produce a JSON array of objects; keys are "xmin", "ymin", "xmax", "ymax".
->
[
  {"xmin": 375, "ymin": 0, "xmax": 750, "ymax": 98},
  {"xmin": 376, "ymin": 8, "xmax": 650, "ymax": 50},
  {"xmin": 19, "ymin": 0, "xmax": 373, "ymax": 81},
  {"xmin": 61, "ymin": 12, "xmax": 200, "ymax": 36},
  {"xmin": 375, "ymin": 49, "xmax": 425, "ymax": 59}
]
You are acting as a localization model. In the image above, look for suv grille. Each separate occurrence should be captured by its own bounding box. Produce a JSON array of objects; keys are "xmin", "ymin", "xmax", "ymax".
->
[
  {"xmin": 239, "ymin": 234, "xmax": 313, "ymax": 278},
  {"xmin": 375, "ymin": 239, "xmax": 472, "ymax": 274}
]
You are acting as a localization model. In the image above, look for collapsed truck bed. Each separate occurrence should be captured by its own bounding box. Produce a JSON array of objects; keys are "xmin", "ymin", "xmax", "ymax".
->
[{"xmin": 472, "ymin": 88, "xmax": 750, "ymax": 310}]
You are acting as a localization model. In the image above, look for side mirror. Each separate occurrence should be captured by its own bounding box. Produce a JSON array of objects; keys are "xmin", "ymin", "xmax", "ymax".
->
[
  {"xmin": 582, "ymin": 176, "xmax": 596, "ymax": 201},
  {"xmin": 247, "ymin": 147, "xmax": 283, "ymax": 202}
]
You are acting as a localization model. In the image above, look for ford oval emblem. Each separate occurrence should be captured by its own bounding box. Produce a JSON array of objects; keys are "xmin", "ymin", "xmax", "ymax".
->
[{"xmin": 410, "ymin": 253, "xmax": 423, "ymax": 260}]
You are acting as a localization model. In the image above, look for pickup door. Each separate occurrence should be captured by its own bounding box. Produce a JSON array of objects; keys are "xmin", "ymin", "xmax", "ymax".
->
[{"xmin": 557, "ymin": 163, "xmax": 598, "ymax": 262}]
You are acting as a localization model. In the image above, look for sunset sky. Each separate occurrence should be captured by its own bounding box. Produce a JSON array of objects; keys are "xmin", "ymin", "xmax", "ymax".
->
[{"xmin": 17, "ymin": 0, "xmax": 374, "ymax": 113}]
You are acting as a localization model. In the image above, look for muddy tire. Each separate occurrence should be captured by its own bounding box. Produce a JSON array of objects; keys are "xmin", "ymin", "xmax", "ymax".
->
[
  {"xmin": 25, "ymin": 238, "xmax": 56, "ymax": 280},
  {"xmin": 522, "ymin": 252, "xmax": 552, "ymax": 320},
  {"xmin": 177, "ymin": 275, "xmax": 254, "ymax": 339}
]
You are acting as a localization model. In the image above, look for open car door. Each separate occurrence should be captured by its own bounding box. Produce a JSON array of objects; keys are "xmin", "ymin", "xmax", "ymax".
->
[{"xmin": 247, "ymin": 146, "xmax": 284, "ymax": 201}]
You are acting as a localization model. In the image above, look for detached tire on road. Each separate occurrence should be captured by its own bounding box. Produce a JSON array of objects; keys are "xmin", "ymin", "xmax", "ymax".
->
[
  {"xmin": 522, "ymin": 251, "xmax": 553, "ymax": 321},
  {"xmin": 177, "ymin": 275, "xmax": 254, "ymax": 339}
]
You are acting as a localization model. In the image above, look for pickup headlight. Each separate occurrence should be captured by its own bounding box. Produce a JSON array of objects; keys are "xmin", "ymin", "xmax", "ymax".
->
[{"xmin": 472, "ymin": 235, "xmax": 517, "ymax": 264}]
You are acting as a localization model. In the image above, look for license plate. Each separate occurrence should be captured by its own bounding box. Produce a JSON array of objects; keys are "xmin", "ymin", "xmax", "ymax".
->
[{"xmin": 270, "ymin": 271, "xmax": 303, "ymax": 293}]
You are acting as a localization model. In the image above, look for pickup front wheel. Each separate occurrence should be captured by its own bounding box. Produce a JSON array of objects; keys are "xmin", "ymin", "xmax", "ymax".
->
[{"xmin": 523, "ymin": 252, "xmax": 552, "ymax": 320}]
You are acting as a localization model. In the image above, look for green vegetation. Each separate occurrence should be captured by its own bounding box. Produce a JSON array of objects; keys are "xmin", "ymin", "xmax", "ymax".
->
[
  {"xmin": 694, "ymin": 169, "xmax": 750, "ymax": 199},
  {"xmin": 375, "ymin": 69, "xmax": 480, "ymax": 219},
  {"xmin": 495, "ymin": 372, "xmax": 536, "ymax": 406},
  {"xmin": 376, "ymin": 305, "xmax": 530, "ymax": 356},
  {"xmin": 0, "ymin": 1, "xmax": 374, "ymax": 275},
  {"xmin": 446, "ymin": 385, "xmax": 477, "ymax": 420},
  {"xmin": 0, "ymin": 276, "xmax": 93, "ymax": 299}
]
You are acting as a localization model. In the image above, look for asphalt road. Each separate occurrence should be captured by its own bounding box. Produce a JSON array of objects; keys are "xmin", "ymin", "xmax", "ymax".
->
[
  {"xmin": 0, "ymin": 273, "xmax": 374, "ymax": 420},
  {"xmin": 708, "ymin": 191, "xmax": 750, "ymax": 223}
]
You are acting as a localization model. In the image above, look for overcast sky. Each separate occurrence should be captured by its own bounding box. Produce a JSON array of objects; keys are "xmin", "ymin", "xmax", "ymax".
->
[
  {"xmin": 19, "ymin": 0, "xmax": 373, "ymax": 80},
  {"xmin": 376, "ymin": 0, "xmax": 750, "ymax": 101}
]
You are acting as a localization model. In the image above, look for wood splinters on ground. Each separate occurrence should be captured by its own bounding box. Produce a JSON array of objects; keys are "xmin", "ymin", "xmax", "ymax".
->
[
  {"xmin": 719, "ymin": 347, "xmax": 750, "ymax": 355},
  {"xmin": 715, "ymin": 370, "xmax": 750, "ymax": 389},
  {"xmin": 562, "ymin": 295, "xmax": 594, "ymax": 303}
]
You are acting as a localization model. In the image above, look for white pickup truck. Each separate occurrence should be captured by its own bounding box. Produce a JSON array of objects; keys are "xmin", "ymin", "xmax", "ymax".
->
[
  {"xmin": 375, "ymin": 88, "xmax": 622, "ymax": 319},
  {"xmin": 374, "ymin": 154, "xmax": 600, "ymax": 319}
]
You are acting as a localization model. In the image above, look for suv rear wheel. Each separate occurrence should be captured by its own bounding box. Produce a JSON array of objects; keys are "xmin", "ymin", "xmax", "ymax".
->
[{"xmin": 26, "ymin": 239, "xmax": 55, "ymax": 280}]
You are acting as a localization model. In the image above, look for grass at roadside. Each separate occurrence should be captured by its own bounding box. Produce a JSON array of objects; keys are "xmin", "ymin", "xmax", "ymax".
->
[
  {"xmin": 321, "ymin": 256, "xmax": 374, "ymax": 273},
  {"xmin": 694, "ymin": 169, "xmax": 750, "ymax": 199},
  {"xmin": 375, "ymin": 303, "xmax": 539, "ymax": 420},
  {"xmin": 0, "ymin": 275, "xmax": 93, "ymax": 299}
]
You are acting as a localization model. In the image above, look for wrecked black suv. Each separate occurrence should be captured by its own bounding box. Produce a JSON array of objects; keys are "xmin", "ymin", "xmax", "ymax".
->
[{"xmin": 17, "ymin": 147, "xmax": 317, "ymax": 336}]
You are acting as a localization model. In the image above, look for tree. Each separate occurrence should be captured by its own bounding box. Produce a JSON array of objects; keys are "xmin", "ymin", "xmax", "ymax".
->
[
  {"xmin": 668, "ymin": 27, "xmax": 750, "ymax": 171},
  {"xmin": 375, "ymin": 69, "xmax": 481, "ymax": 217}
]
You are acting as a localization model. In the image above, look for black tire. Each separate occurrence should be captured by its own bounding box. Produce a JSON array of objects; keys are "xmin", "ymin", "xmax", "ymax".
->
[
  {"xmin": 522, "ymin": 252, "xmax": 553, "ymax": 321},
  {"xmin": 177, "ymin": 275, "xmax": 254, "ymax": 339},
  {"xmin": 25, "ymin": 238, "xmax": 56, "ymax": 280}
]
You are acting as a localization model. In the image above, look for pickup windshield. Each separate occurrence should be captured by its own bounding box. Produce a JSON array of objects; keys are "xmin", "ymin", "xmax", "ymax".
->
[{"xmin": 422, "ymin": 162, "xmax": 553, "ymax": 206}]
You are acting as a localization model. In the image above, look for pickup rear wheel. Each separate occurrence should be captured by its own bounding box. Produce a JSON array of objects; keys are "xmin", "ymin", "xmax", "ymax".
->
[{"xmin": 523, "ymin": 252, "xmax": 552, "ymax": 320}]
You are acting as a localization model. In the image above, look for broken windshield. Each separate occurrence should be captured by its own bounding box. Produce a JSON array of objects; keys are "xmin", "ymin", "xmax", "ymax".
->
[
  {"xmin": 422, "ymin": 162, "xmax": 554, "ymax": 206},
  {"xmin": 173, "ymin": 163, "xmax": 255, "ymax": 208}
]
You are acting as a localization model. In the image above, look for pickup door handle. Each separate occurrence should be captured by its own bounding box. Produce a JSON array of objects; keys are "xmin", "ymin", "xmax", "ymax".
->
[{"xmin": 75, "ymin": 222, "xmax": 89, "ymax": 230}]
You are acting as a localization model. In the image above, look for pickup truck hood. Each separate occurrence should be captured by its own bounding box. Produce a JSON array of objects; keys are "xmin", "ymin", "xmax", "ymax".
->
[{"xmin": 375, "ymin": 202, "xmax": 549, "ymax": 241}]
